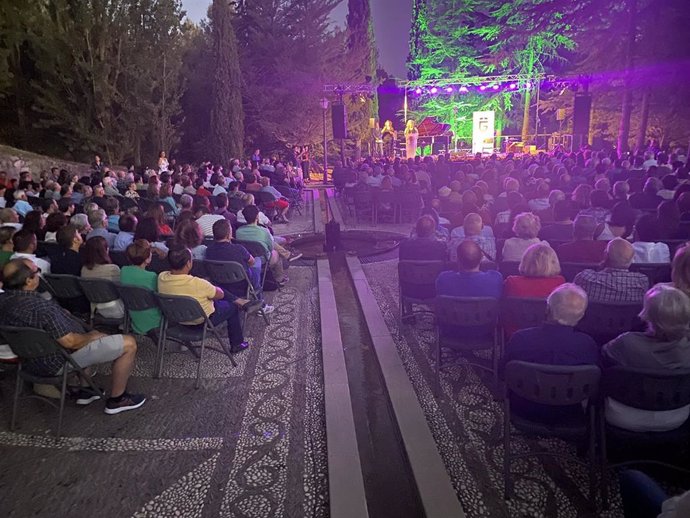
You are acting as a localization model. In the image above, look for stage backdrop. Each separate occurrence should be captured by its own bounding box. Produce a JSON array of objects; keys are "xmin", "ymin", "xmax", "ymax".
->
[{"xmin": 472, "ymin": 111, "xmax": 495, "ymax": 154}]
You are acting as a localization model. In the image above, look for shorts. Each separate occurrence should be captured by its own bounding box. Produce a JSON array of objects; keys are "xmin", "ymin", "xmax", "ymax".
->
[{"xmin": 63, "ymin": 334, "xmax": 125, "ymax": 371}]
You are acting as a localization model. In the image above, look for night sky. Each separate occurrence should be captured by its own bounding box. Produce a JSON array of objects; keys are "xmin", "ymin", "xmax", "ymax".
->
[{"xmin": 181, "ymin": 0, "xmax": 412, "ymax": 78}]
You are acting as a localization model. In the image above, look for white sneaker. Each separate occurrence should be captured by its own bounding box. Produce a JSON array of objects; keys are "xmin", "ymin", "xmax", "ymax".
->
[{"xmin": 262, "ymin": 304, "xmax": 275, "ymax": 314}]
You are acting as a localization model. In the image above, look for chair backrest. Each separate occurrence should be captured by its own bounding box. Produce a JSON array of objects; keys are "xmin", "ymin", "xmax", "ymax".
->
[
  {"xmin": 149, "ymin": 254, "xmax": 170, "ymax": 274},
  {"xmin": 204, "ymin": 260, "xmax": 249, "ymax": 286},
  {"xmin": 36, "ymin": 241, "xmax": 62, "ymax": 259},
  {"xmin": 398, "ymin": 191, "xmax": 423, "ymax": 208},
  {"xmin": 576, "ymin": 302, "xmax": 642, "ymax": 341},
  {"xmin": 110, "ymin": 250, "xmax": 130, "ymax": 267},
  {"xmin": 353, "ymin": 189, "xmax": 374, "ymax": 205},
  {"xmin": 560, "ymin": 262, "xmax": 599, "ymax": 282},
  {"xmin": 235, "ymin": 240, "xmax": 269, "ymax": 260},
  {"xmin": 44, "ymin": 274, "xmax": 84, "ymax": 299},
  {"xmin": 117, "ymin": 284, "xmax": 158, "ymax": 312},
  {"xmin": 602, "ymin": 366, "xmax": 690, "ymax": 411},
  {"xmin": 499, "ymin": 261, "xmax": 521, "ymax": 278},
  {"xmin": 629, "ymin": 262, "xmax": 672, "ymax": 285},
  {"xmin": 434, "ymin": 296, "xmax": 499, "ymax": 328},
  {"xmin": 154, "ymin": 293, "xmax": 207, "ymax": 324},
  {"xmin": 0, "ymin": 326, "xmax": 67, "ymax": 361},
  {"xmin": 190, "ymin": 260, "xmax": 208, "ymax": 279},
  {"xmin": 505, "ymin": 361, "xmax": 601, "ymax": 406},
  {"xmin": 398, "ymin": 260, "xmax": 446, "ymax": 287},
  {"xmin": 501, "ymin": 297, "xmax": 548, "ymax": 330},
  {"xmin": 77, "ymin": 278, "xmax": 120, "ymax": 304}
]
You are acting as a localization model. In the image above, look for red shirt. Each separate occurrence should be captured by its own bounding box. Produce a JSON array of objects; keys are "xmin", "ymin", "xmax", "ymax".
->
[
  {"xmin": 503, "ymin": 275, "xmax": 566, "ymax": 336},
  {"xmin": 196, "ymin": 187, "xmax": 212, "ymax": 197}
]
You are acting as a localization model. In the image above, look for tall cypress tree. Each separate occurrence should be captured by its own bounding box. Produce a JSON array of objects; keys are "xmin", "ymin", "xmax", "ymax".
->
[
  {"xmin": 407, "ymin": 0, "xmax": 428, "ymax": 80},
  {"xmin": 210, "ymin": 0, "xmax": 244, "ymax": 163}
]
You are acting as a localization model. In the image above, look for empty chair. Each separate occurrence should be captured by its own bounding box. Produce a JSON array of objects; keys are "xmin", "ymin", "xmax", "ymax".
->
[
  {"xmin": 397, "ymin": 260, "xmax": 446, "ymax": 322},
  {"xmin": 1, "ymin": 326, "xmax": 104, "ymax": 439},
  {"xmin": 396, "ymin": 191, "xmax": 423, "ymax": 223},
  {"xmin": 503, "ymin": 361, "xmax": 600, "ymax": 501},
  {"xmin": 576, "ymin": 302, "xmax": 643, "ymax": 345},
  {"xmin": 352, "ymin": 189, "xmax": 375, "ymax": 224},
  {"xmin": 500, "ymin": 297, "xmax": 548, "ymax": 334}
]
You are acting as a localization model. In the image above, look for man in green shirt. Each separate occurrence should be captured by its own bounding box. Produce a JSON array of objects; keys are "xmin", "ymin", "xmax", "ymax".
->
[
  {"xmin": 235, "ymin": 205, "xmax": 287, "ymax": 284},
  {"xmin": 120, "ymin": 239, "xmax": 161, "ymax": 335}
]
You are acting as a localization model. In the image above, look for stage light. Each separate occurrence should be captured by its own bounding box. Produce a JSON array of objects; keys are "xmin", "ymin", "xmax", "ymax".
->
[
  {"xmin": 430, "ymin": 86, "xmax": 439, "ymax": 94},
  {"xmin": 509, "ymin": 83, "xmax": 517, "ymax": 90},
  {"xmin": 526, "ymin": 82, "xmax": 533, "ymax": 89},
  {"xmin": 458, "ymin": 86, "xmax": 469, "ymax": 93},
  {"xmin": 414, "ymin": 87, "xmax": 422, "ymax": 95},
  {"xmin": 479, "ymin": 85, "xmax": 487, "ymax": 91},
  {"xmin": 492, "ymin": 84, "xmax": 499, "ymax": 90},
  {"xmin": 445, "ymin": 86, "xmax": 454, "ymax": 93}
]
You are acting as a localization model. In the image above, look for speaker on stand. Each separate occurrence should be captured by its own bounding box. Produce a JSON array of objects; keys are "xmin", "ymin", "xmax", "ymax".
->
[
  {"xmin": 572, "ymin": 94, "xmax": 592, "ymax": 150},
  {"xmin": 331, "ymin": 104, "xmax": 347, "ymax": 139}
]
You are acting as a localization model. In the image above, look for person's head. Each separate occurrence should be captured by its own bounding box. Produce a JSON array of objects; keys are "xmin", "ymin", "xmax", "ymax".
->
[
  {"xmin": 519, "ymin": 243, "xmax": 561, "ymax": 277},
  {"xmin": 547, "ymin": 283, "xmax": 588, "ymax": 327},
  {"xmin": 44, "ymin": 212, "xmax": 67, "ymax": 234},
  {"xmin": 573, "ymin": 214, "xmax": 597, "ymax": 240},
  {"xmin": 179, "ymin": 193, "xmax": 193, "ymax": 210},
  {"xmin": 160, "ymin": 183, "xmax": 173, "ymax": 198},
  {"xmin": 173, "ymin": 219, "xmax": 203, "ymax": 248},
  {"xmin": 672, "ymin": 244, "xmax": 690, "ymax": 296},
  {"xmin": 93, "ymin": 183, "xmax": 105, "ymax": 197},
  {"xmin": 83, "ymin": 235, "xmax": 111, "ymax": 269},
  {"xmin": 643, "ymin": 177, "xmax": 661, "ymax": 196},
  {"xmin": 415, "ymin": 215, "xmax": 436, "ymax": 238},
  {"xmin": 242, "ymin": 204, "xmax": 260, "ymax": 225},
  {"xmin": 134, "ymin": 216, "xmax": 160, "ymax": 242},
  {"xmin": 512, "ymin": 212, "xmax": 541, "ymax": 239},
  {"xmin": 552, "ymin": 199, "xmax": 575, "ymax": 223},
  {"xmin": 456, "ymin": 240, "xmax": 483, "ymax": 271},
  {"xmin": 70, "ymin": 213, "xmax": 91, "ymax": 235},
  {"xmin": 22, "ymin": 210, "xmax": 44, "ymax": 233},
  {"xmin": 12, "ymin": 229, "xmax": 37, "ymax": 254},
  {"xmin": 640, "ymin": 285, "xmax": 690, "ymax": 340},
  {"xmin": 0, "ymin": 208, "xmax": 19, "ymax": 224},
  {"xmin": 56, "ymin": 224, "xmax": 82, "ymax": 250},
  {"xmin": 0, "ymin": 226, "xmax": 17, "ymax": 250},
  {"xmin": 212, "ymin": 219, "xmax": 232, "ymax": 242},
  {"xmin": 590, "ymin": 189, "xmax": 610, "ymax": 209},
  {"xmin": 2, "ymin": 258, "xmax": 41, "ymax": 291},
  {"xmin": 548, "ymin": 189, "xmax": 566, "ymax": 208},
  {"xmin": 215, "ymin": 193, "xmax": 228, "ymax": 209},
  {"xmin": 167, "ymin": 244, "xmax": 193, "ymax": 273},
  {"xmin": 119, "ymin": 213, "xmax": 138, "ymax": 233},
  {"xmin": 88, "ymin": 208, "xmax": 107, "ymax": 229},
  {"xmin": 126, "ymin": 239, "xmax": 152, "ymax": 267},
  {"xmin": 462, "ymin": 213, "xmax": 483, "ymax": 237},
  {"xmin": 633, "ymin": 213, "xmax": 661, "ymax": 243},
  {"xmin": 605, "ymin": 237, "xmax": 635, "ymax": 269},
  {"xmin": 607, "ymin": 202, "xmax": 636, "ymax": 238},
  {"xmin": 145, "ymin": 203, "xmax": 166, "ymax": 225},
  {"xmin": 571, "ymin": 184, "xmax": 592, "ymax": 208}
]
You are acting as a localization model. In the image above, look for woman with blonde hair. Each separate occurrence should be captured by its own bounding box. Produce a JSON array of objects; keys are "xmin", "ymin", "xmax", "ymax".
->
[
  {"xmin": 404, "ymin": 119, "xmax": 418, "ymax": 159},
  {"xmin": 671, "ymin": 243, "xmax": 690, "ymax": 296},
  {"xmin": 501, "ymin": 212, "xmax": 547, "ymax": 262}
]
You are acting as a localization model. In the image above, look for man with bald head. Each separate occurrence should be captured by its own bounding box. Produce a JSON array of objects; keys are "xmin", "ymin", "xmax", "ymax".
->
[
  {"xmin": 0, "ymin": 259, "xmax": 146, "ymax": 414},
  {"xmin": 448, "ymin": 213, "xmax": 496, "ymax": 262},
  {"xmin": 573, "ymin": 237, "xmax": 648, "ymax": 303},
  {"xmin": 436, "ymin": 240, "xmax": 503, "ymax": 299}
]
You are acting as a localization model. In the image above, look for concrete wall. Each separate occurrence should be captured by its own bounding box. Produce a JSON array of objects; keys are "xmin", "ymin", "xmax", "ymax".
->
[{"xmin": 0, "ymin": 144, "xmax": 92, "ymax": 181}]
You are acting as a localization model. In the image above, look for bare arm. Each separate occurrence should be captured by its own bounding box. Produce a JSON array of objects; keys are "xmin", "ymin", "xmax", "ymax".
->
[
  {"xmin": 247, "ymin": 255, "xmax": 256, "ymax": 267},
  {"xmin": 57, "ymin": 330, "xmax": 107, "ymax": 351},
  {"xmin": 212, "ymin": 287, "xmax": 225, "ymax": 301}
]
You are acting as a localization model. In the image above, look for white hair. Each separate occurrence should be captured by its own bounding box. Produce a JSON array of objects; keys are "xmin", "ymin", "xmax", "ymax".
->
[{"xmin": 547, "ymin": 283, "xmax": 588, "ymax": 327}]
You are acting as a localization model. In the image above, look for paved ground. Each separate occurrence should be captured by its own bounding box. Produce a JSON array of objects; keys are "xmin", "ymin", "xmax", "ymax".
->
[{"xmin": 0, "ymin": 265, "xmax": 326, "ymax": 518}]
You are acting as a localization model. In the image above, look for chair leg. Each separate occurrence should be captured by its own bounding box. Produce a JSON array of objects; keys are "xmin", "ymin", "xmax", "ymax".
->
[
  {"xmin": 213, "ymin": 329, "xmax": 237, "ymax": 368},
  {"xmin": 435, "ymin": 340, "xmax": 441, "ymax": 398},
  {"xmin": 11, "ymin": 365, "xmax": 22, "ymax": 431},
  {"xmin": 56, "ymin": 367, "xmax": 68, "ymax": 441},
  {"xmin": 195, "ymin": 328, "xmax": 206, "ymax": 389},
  {"xmin": 588, "ymin": 406, "xmax": 597, "ymax": 506},
  {"xmin": 503, "ymin": 398, "xmax": 512, "ymax": 499},
  {"xmin": 600, "ymin": 411, "xmax": 609, "ymax": 509},
  {"xmin": 155, "ymin": 322, "xmax": 167, "ymax": 379}
]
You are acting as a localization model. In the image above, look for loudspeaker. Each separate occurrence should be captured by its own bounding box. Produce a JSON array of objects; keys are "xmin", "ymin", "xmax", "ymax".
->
[
  {"xmin": 331, "ymin": 104, "xmax": 347, "ymax": 139},
  {"xmin": 573, "ymin": 95, "xmax": 592, "ymax": 135}
]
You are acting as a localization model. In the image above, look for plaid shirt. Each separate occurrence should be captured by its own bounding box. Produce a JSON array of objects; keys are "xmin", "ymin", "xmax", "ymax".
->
[
  {"xmin": 0, "ymin": 290, "xmax": 85, "ymax": 375},
  {"xmin": 573, "ymin": 268, "xmax": 649, "ymax": 304}
]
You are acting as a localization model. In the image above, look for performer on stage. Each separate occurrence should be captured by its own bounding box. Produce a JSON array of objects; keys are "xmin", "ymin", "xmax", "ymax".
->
[
  {"xmin": 404, "ymin": 119, "xmax": 418, "ymax": 160},
  {"xmin": 381, "ymin": 120, "xmax": 397, "ymax": 158}
]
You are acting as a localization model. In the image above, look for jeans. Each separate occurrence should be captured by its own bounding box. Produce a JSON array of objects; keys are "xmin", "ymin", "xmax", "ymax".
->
[
  {"xmin": 619, "ymin": 470, "xmax": 666, "ymax": 518},
  {"xmin": 209, "ymin": 300, "xmax": 244, "ymax": 347}
]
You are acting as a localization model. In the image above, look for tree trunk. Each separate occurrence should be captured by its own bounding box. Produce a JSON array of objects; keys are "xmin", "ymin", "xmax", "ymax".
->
[
  {"xmin": 616, "ymin": 0, "xmax": 637, "ymax": 157},
  {"xmin": 521, "ymin": 88, "xmax": 531, "ymax": 143},
  {"xmin": 634, "ymin": 89, "xmax": 651, "ymax": 154}
]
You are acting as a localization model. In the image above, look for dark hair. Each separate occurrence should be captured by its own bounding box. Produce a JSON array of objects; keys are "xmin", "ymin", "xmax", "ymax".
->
[
  {"xmin": 635, "ymin": 214, "xmax": 661, "ymax": 243},
  {"xmin": 104, "ymin": 196, "xmax": 119, "ymax": 215},
  {"xmin": 173, "ymin": 220, "xmax": 202, "ymax": 248},
  {"xmin": 242, "ymin": 204, "xmax": 260, "ymax": 224},
  {"xmin": 12, "ymin": 229, "xmax": 36, "ymax": 253},
  {"xmin": 45, "ymin": 212, "xmax": 67, "ymax": 233},
  {"xmin": 22, "ymin": 210, "xmax": 43, "ymax": 235},
  {"xmin": 553, "ymin": 200, "xmax": 576, "ymax": 222},
  {"xmin": 145, "ymin": 204, "xmax": 166, "ymax": 227},
  {"xmin": 126, "ymin": 239, "xmax": 152, "ymax": 266},
  {"xmin": 212, "ymin": 219, "xmax": 231, "ymax": 241},
  {"xmin": 119, "ymin": 214, "xmax": 137, "ymax": 233},
  {"xmin": 134, "ymin": 216, "xmax": 160, "ymax": 242},
  {"xmin": 215, "ymin": 193, "xmax": 228, "ymax": 208},
  {"xmin": 2, "ymin": 258, "xmax": 36, "ymax": 290},
  {"xmin": 83, "ymin": 236, "xmax": 111, "ymax": 269},
  {"xmin": 0, "ymin": 225, "xmax": 16, "ymax": 246},
  {"xmin": 167, "ymin": 244, "xmax": 192, "ymax": 270},
  {"xmin": 415, "ymin": 215, "xmax": 436, "ymax": 238},
  {"xmin": 58, "ymin": 197, "xmax": 74, "ymax": 212},
  {"xmin": 57, "ymin": 224, "xmax": 79, "ymax": 248}
]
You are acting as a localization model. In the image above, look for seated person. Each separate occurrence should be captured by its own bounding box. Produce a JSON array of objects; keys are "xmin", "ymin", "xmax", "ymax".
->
[
  {"xmin": 10, "ymin": 228, "xmax": 50, "ymax": 274},
  {"xmin": 449, "ymin": 213, "xmax": 496, "ymax": 262},
  {"xmin": 81, "ymin": 236, "xmax": 125, "ymax": 319},
  {"xmin": 86, "ymin": 208, "xmax": 116, "ymax": 247},
  {"xmin": 602, "ymin": 285, "xmax": 690, "ymax": 432},
  {"xmin": 556, "ymin": 215, "xmax": 608, "ymax": 264},
  {"xmin": 113, "ymin": 214, "xmax": 137, "ymax": 251},
  {"xmin": 539, "ymin": 200, "xmax": 575, "ymax": 242},
  {"xmin": 501, "ymin": 212, "xmax": 548, "ymax": 262},
  {"xmin": 0, "ymin": 225, "xmax": 17, "ymax": 266},
  {"xmin": 157, "ymin": 245, "xmax": 256, "ymax": 354},
  {"xmin": 574, "ymin": 238, "xmax": 649, "ymax": 303},
  {"xmin": 503, "ymin": 283, "xmax": 598, "ymax": 422},
  {"xmin": 400, "ymin": 215, "xmax": 447, "ymax": 261},
  {"xmin": 632, "ymin": 213, "xmax": 671, "ymax": 263},
  {"xmin": 194, "ymin": 205, "xmax": 225, "ymax": 238},
  {"xmin": 172, "ymin": 219, "xmax": 207, "ymax": 260},
  {"xmin": 51, "ymin": 224, "xmax": 83, "ymax": 276},
  {"xmin": 0, "ymin": 259, "xmax": 145, "ymax": 414},
  {"xmin": 120, "ymin": 239, "xmax": 161, "ymax": 336},
  {"xmin": 213, "ymin": 193, "xmax": 238, "ymax": 224},
  {"xmin": 260, "ymin": 177, "xmax": 290, "ymax": 223},
  {"xmin": 235, "ymin": 205, "xmax": 288, "ymax": 285}
]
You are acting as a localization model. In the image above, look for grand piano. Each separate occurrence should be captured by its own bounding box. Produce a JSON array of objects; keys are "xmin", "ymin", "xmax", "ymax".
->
[{"xmin": 414, "ymin": 117, "xmax": 453, "ymax": 155}]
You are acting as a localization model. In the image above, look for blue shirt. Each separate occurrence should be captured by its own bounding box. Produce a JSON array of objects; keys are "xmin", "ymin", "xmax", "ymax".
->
[
  {"xmin": 113, "ymin": 231, "xmax": 135, "ymax": 251},
  {"xmin": 436, "ymin": 270, "xmax": 503, "ymax": 298},
  {"xmin": 13, "ymin": 200, "xmax": 32, "ymax": 217},
  {"xmin": 107, "ymin": 214, "xmax": 120, "ymax": 232},
  {"xmin": 86, "ymin": 227, "xmax": 116, "ymax": 247}
]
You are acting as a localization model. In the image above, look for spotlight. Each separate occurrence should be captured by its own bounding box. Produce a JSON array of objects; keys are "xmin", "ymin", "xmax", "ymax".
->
[
  {"xmin": 430, "ymin": 86, "xmax": 439, "ymax": 94},
  {"xmin": 526, "ymin": 82, "xmax": 533, "ymax": 89},
  {"xmin": 414, "ymin": 87, "xmax": 422, "ymax": 95},
  {"xmin": 458, "ymin": 86, "xmax": 469, "ymax": 93},
  {"xmin": 509, "ymin": 83, "xmax": 517, "ymax": 89},
  {"xmin": 492, "ymin": 84, "xmax": 499, "ymax": 90},
  {"xmin": 445, "ymin": 86, "xmax": 454, "ymax": 93},
  {"xmin": 479, "ymin": 85, "xmax": 487, "ymax": 91}
]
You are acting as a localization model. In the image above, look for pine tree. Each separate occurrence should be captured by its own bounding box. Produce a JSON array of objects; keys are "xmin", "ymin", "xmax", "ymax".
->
[{"xmin": 209, "ymin": 0, "xmax": 244, "ymax": 163}]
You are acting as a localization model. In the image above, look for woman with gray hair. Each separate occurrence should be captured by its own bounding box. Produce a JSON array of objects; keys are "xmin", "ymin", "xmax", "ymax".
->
[
  {"xmin": 501, "ymin": 212, "xmax": 549, "ymax": 262},
  {"xmin": 602, "ymin": 284, "xmax": 690, "ymax": 432}
]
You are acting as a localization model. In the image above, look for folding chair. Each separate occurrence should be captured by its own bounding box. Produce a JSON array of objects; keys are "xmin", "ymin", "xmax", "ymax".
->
[
  {"xmin": 500, "ymin": 297, "xmax": 548, "ymax": 335},
  {"xmin": 1, "ymin": 326, "xmax": 104, "ymax": 439},
  {"xmin": 397, "ymin": 260, "xmax": 446, "ymax": 323},
  {"xmin": 43, "ymin": 274, "xmax": 90, "ymax": 317},
  {"xmin": 117, "ymin": 284, "xmax": 160, "ymax": 335},
  {"xmin": 576, "ymin": 302, "xmax": 643, "ymax": 345},
  {"xmin": 204, "ymin": 260, "xmax": 269, "ymax": 327},
  {"xmin": 235, "ymin": 240, "xmax": 270, "ymax": 291},
  {"xmin": 77, "ymin": 278, "xmax": 125, "ymax": 328},
  {"xmin": 154, "ymin": 293, "xmax": 237, "ymax": 388}
]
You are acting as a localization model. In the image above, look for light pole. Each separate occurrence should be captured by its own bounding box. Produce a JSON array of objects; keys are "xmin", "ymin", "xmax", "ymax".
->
[{"xmin": 320, "ymin": 97, "xmax": 329, "ymax": 184}]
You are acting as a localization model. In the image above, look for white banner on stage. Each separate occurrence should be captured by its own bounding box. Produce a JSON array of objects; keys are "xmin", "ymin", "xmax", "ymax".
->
[{"xmin": 472, "ymin": 111, "xmax": 495, "ymax": 154}]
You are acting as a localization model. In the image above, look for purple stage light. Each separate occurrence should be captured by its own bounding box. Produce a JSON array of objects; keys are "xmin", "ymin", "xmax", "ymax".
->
[
  {"xmin": 445, "ymin": 86, "xmax": 454, "ymax": 93},
  {"xmin": 492, "ymin": 84, "xmax": 499, "ymax": 90},
  {"xmin": 414, "ymin": 87, "xmax": 422, "ymax": 95},
  {"xmin": 430, "ymin": 86, "xmax": 439, "ymax": 94},
  {"xmin": 479, "ymin": 85, "xmax": 487, "ymax": 91},
  {"xmin": 458, "ymin": 86, "xmax": 469, "ymax": 93},
  {"xmin": 509, "ymin": 83, "xmax": 517, "ymax": 89}
]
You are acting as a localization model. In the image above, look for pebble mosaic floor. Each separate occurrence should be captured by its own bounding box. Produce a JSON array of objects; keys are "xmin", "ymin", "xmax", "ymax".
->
[{"xmin": 0, "ymin": 266, "xmax": 326, "ymax": 518}]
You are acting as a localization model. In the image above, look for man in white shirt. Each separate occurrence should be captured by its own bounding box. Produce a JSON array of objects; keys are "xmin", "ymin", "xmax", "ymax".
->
[
  {"xmin": 10, "ymin": 228, "xmax": 51, "ymax": 274},
  {"xmin": 632, "ymin": 214, "xmax": 671, "ymax": 263},
  {"xmin": 212, "ymin": 175, "xmax": 227, "ymax": 196},
  {"xmin": 0, "ymin": 208, "xmax": 22, "ymax": 230},
  {"xmin": 195, "ymin": 206, "xmax": 225, "ymax": 237},
  {"xmin": 642, "ymin": 152, "xmax": 658, "ymax": 171}
]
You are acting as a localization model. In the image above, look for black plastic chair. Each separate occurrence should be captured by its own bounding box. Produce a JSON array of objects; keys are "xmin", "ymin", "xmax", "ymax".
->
[
  {"xmin": 117, "ymin": 284, "xmax": 160, "ymax": 335},
  {"xmin": 1, "ymin": 326, "xmax": 103, "ymax": 439},
  {"xmin": 274, "ymin": 185, "xmax": 303, "ymax": 215},
  {"xmin": 375, "ymin": 190, "xmax": 397, "ymax": 224},
  {"xmin": 396, "ymin": 191, "xmax": 423, "ymax": 223},
  {"xmin": 43, "ymin": 274, "xmax": 90, "ymax": 317},
  {"xmin": 36, "ymin": 241, "xmax": 61, "ymax": 259},
  {"xmin": 235, "ymin": 240, "xmax": 270, "ymax": 291},
  {"xmin": 190, "ymin": 260, "xmax": 208, "ymax": 279},
  {"xmin": 503, "ymin": 361, "xmax": 600, "ymax": 502},
  {"xmin": 154, "ymin": 293, "xmax": 236, "ymax": 388},
  {"xmin": 149, "ymin": 254, "xmax": 170, "ymax": 274},
  {"xmin": 352, "ymin": 189, "xmax": 375, "ymax": 224},
  {"xmin": 433, "ymin": 296, "xmax": 501, "ymax": 396},
  {"xmin": 560, "ymin": 262, "xmax": 599, "ymax": 282},
  {"xmin": 397, "ymin": 260, "xmax": 446, "ymax": 324},
  {"xmin": 629, "ymin": 262, "xmax": 672, "ymax": 285},
  {"xmin": 500, "ymin": 297, "xmax": 547, "ymax": 334},
  {"xmin": 77, "ymin": 278, "xmax": 125, "ymax": 328},
  {"xmin": 204, "ymin": 260, "xmax": 269, "ymax": 327},
  {"xmin": 600, "ymin": 366, "xmax": 690, "ymax": 506},
  {"xmin": 576, "ymin": 302, "xmax": 643, "ymax": 345},
  {"xmin": 498, "ymin": 261, "xmax": 521, "ymax": 278}
]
